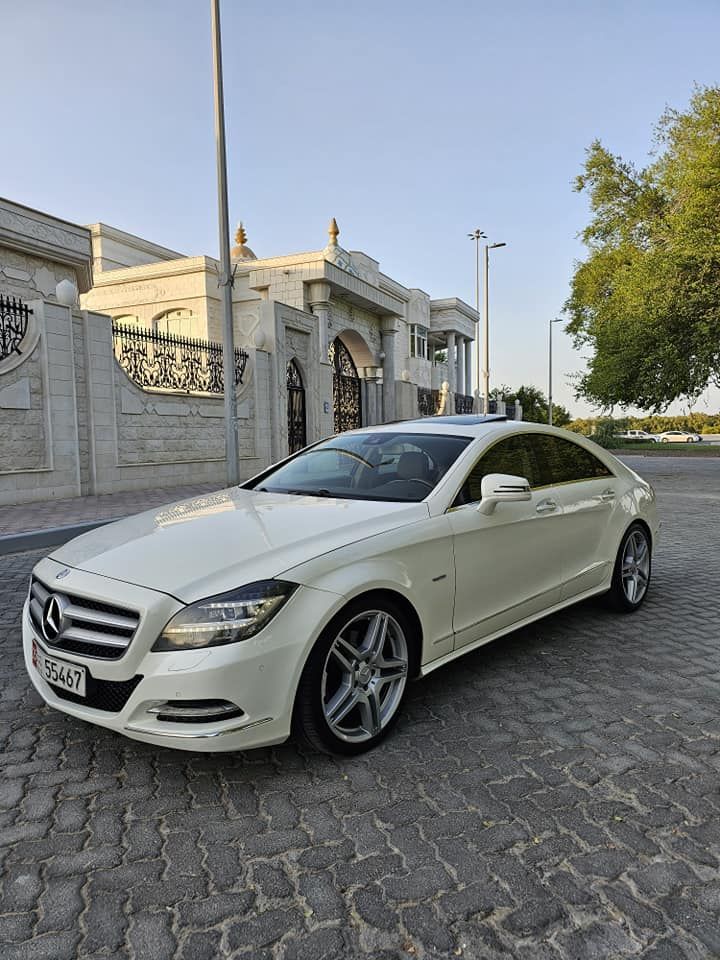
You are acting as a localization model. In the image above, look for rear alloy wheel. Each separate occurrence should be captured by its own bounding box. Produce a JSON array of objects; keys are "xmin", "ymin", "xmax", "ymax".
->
[
  {"xmin": 606, "ymin": 523, "xmax": 651, "ymax": 612},
  {"xmin": 294, "ymin": 598, "xmax": 411, "ymax": 755}
]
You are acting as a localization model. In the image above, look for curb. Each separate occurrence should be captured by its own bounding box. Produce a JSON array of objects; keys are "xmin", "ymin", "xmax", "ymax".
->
[{"xmin": 0, "ymin": 517, "xmax": 121, "ymax": 557}]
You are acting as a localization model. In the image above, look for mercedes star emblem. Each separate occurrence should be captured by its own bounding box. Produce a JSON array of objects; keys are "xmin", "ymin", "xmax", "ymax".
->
[{"xmin": 41, "ymin": 594, "xmax": 67, "ymax": 643}]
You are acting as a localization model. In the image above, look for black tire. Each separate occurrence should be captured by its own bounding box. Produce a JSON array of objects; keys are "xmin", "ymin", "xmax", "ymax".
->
[
  {"xmin": 293, "ymin": 595, "xmax": 413, "ymax": 756},
  {"xmin": 605, "ymin": 522, "xmax": 652, "ymax": 613}
]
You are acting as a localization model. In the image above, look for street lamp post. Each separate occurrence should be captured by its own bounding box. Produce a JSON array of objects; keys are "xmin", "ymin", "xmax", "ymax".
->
[
  {"xmin": 548, "ymin": 318, "xmax": 563, "ymax": 426},
  {"xmin": 482, "ymin": 241, "xmax": 506, "ymax": 416},
  {"xmin": 210, "ymin": 0, "xmax": 239, "ymax": 486},
  {"xmin": 467, "ymin": 229, "xmax": 486, "ymax": 413}
]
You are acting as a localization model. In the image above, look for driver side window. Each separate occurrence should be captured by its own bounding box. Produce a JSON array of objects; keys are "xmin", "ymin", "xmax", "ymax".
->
[{"xmin": 453, "ymin": 435, "xmax": 539, "ymax": 506}]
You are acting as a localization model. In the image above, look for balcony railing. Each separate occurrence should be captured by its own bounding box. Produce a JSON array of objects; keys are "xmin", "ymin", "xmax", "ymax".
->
[
  {"xmin": 0, "ymin": 294, "xmax": 32, "ymax": 363},
  {"xmin": 112, "ymin": 321, "xmax": 248, "ymax": 396},
  {"xmin": 418, "ymin": 386, "xmax": 440, "ymax": 417},
  {"xmin": 455, "ymin": 393, "xmax": 474, "ymax": 414}
]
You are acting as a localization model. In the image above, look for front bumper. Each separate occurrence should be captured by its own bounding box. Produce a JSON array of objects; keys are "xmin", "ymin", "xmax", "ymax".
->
[{"xmin": 23, "ymin": 557, "xmax": 343, "ymax": 752}]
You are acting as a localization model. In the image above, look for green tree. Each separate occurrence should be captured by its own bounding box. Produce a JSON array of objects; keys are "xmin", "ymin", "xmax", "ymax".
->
[
  {"xmin": 566, "ymin": 86, "xmax": 720, "ymax": 412},
  {"xmin": 495, "ymin": 384, "xmax": 571, "ymax": 426},
  {"xmin": 490, "ymin": 384, "xmax": 513, "ymax": 400}
]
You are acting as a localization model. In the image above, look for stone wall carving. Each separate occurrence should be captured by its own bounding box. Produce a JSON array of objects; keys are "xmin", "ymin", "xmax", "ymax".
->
[
  {"xmin": 329, "ymin": 300, "xmax": 381, "ymax": 361},
  {"xmin": 0, "ymin": 337, "xmax": 49, "ymax": 473},
  {"xmin": 0, "ymin": 199, "xmax": 92, "ymax": 295},
  {"xmin": 112, "ymin": 359, "xmax": 256, "ymax": 468},
  {"xmin": 0, "ymin": 249, "xmax": 77, "ymax": 301},
  {"xmin": 0, "ymin": 207, "xmax": 89, "ymax": 255}
]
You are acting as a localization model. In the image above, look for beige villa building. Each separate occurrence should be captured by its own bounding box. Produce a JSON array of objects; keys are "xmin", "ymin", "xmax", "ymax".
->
[
  {"xmin": 1, "ymin": 196, "xmax": 520, "ymax": 505},
  {"xmin": 81, "ymin": 218, "xmax": 480, "ymax": 444}
]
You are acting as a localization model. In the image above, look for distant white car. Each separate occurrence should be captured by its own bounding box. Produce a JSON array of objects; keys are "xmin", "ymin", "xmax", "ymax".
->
[
  {"xmin": 656, "ymin": 430, "xmax": 702, "ymax": 443},
  {"xmin": 619, "ymin": 430, "xmax": 658, "ymax": 443}
]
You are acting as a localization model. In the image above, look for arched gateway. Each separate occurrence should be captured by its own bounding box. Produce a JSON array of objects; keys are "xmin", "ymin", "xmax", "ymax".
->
[
  {"xmin": 286, "ymin": 358, "xmax": 307, "ymax": 453},
  {"xmin": 329, "ymin": 336, "xmax": 362, "ymax": 434}
]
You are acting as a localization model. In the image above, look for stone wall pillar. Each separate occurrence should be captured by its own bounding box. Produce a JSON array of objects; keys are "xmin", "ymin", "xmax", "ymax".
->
[
  {"xmin": 380, "ymin": 317, "xmax": 398, "ymax": 422},
  {"xmin": 361, "ymin": 368, "xmax": 383, "ymax": 426},
  {"xmin": 306, "ymin": 280, "xmax": 332, "ymax": 363},
  {"xmin": 446, "ymin": 332, "xmax": 456, "ymax": 412}
]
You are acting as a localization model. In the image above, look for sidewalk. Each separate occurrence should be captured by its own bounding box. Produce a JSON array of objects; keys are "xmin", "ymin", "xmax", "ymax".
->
[{"xmin": 0, "ymin": 482, "xmax": 220, "ymax": 542}]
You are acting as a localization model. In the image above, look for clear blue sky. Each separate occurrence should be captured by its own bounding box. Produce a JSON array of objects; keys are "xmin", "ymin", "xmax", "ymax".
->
[{"xmin": 4, "ymin": 0, "xmax": 719, "ymax": 417}]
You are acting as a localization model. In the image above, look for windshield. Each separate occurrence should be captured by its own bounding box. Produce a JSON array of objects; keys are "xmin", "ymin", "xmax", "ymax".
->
[{"xmin": 246, "ymin": 431, "xmax": 473, "ymax": 502}]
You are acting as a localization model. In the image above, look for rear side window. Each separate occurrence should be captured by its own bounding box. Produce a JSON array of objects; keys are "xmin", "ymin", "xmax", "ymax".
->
[
  {"xmin": 529, "ymin": 434, "xmax": 612, "ymax": 485},
  {"xmin": 453, "ymin": 434, "xmax": 540, "ymax": 505}
]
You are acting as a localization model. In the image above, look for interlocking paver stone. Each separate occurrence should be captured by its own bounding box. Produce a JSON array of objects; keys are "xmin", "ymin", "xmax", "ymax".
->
[{"xmin": 1, "ymin": 456, "xmax": 720, "ymax": 958}]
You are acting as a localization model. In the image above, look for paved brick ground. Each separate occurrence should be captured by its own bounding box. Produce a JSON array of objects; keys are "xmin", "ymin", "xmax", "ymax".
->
[{"xmin": 1, "ymin": 457, "xmax": 719, "ymax": 959}]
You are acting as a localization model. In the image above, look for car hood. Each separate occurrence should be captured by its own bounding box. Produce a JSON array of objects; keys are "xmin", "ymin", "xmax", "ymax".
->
[{"xmin": 50, "ymin": 488, "xmax": 428, "ymax": 602}]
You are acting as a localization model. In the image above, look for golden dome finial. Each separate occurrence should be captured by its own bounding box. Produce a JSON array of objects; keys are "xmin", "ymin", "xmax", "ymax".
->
[
  {"xmin": 328, "ymin": 217, "xmax": 339, "ymax": 245},
  {"xmin": 230, "ymin": 220, "xmax": 256, "ymax": 261}
]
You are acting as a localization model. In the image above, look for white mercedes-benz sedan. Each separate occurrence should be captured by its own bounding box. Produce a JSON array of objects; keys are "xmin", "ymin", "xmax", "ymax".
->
[{"xmin": 24, "ymin": 416, "xmax": 658, "ymax": 756}]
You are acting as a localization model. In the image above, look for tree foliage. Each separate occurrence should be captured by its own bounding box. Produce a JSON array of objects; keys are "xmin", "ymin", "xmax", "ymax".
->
[
  {"xmin": 491, "ymin": 384, "xmax": 571, "ymax": 426},
  {"xmin": 567, "ymin": 411, "xmax": 720, "ymax": 436},
  {"xmin": 566, "ymin": 86, "xmax": 720, "ymax": 412}
]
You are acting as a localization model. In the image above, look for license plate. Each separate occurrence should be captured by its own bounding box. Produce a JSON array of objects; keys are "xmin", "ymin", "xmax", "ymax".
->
[{"xmin": 32, "ymin": 640, "xmax": 86, "ymax": 697}]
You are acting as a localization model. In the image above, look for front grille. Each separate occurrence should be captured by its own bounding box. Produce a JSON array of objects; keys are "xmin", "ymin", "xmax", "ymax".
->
[
  {"xmin": 49, "ymin": 674, "xmax": 143, "ymax": 713},
  {"xmin": 29, "ymin": 577, "xmax": 140, "ymax": 660}
]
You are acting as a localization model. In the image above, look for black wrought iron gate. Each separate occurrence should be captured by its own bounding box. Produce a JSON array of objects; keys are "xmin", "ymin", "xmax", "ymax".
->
[
  {"xmin": 329, "ymin": 337, "xmax": 361, "ymax": 434},
  {"xmin": 286, "ymin": 359, "xmax": 307, "ymax": 453}
]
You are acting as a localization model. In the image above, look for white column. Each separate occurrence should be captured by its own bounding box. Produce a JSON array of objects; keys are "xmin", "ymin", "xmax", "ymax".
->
[
  {"xmin": 381, "ymin": 317, "xmax": 398, "ymax": 422},
  {"xmin": 446, "ymin": 333, "xmax": 456, "ymax": 411},
  {"xmin": 457, "ymin": 338, "xmax": 465, "ymax": 395},
  {"xmin": 464, "ymin": 337, "xmax": 473, "ymax": 400}
]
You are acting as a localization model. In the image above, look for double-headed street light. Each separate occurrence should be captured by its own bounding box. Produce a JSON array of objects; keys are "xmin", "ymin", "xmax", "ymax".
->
[
  {"xmin": 469, "ymin": 231, "xmax": 507, "ymax": 414},
  {"xmin": 548, "ymin": 318, "xmax": 564, "ymax": 426}
]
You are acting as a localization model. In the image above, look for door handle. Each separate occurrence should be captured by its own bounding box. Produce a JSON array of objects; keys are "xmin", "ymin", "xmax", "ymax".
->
[
  {"xmin": 596, "ymin": 488, "xmax": 616, "ymax": 502},
  {"xmin": 536, "ymin": 498, "xmax": 558, "ymax": 514}
]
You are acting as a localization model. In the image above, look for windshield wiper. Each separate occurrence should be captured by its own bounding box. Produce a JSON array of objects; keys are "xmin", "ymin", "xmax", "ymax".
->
[{"xmin": 287, "ymin": 488, "xmax": 333, "ymax": 497}]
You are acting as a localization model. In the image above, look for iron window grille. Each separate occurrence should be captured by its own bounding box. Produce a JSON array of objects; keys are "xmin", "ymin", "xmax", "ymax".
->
[
  {"xmin": 0, "ymin": 294, "xmax": 33, "ymax": 363},
  {"xmin": 455, "ymin": 393, "xmax": 474, "ymax": 414},
  {"xmin": 417, "ymin": 386, "xmax": 440, "ymax": 417},
  {"xmin": 112, "ymin": 321, "xmax": 248, "ymax": 396}
]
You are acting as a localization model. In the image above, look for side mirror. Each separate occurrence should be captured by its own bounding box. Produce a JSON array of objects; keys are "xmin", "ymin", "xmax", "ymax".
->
[{"xmin": 476, "ymin": 473, "xmax": 532, "ymax": 515}]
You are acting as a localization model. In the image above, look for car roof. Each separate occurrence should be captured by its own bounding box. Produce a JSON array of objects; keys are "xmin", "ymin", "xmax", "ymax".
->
[{"xmin": 339, "ymin": 416, "xmax": 576, "ymax": 442}]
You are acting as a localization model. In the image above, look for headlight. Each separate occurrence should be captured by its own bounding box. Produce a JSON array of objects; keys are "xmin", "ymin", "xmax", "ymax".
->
[{"xmin": 152, "ymin": 580, "xmax": 297, "ymax": 652}]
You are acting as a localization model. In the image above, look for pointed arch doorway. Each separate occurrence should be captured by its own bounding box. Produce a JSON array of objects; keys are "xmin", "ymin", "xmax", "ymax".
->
[
  {"xmin": 329, "ymin": 336, "xmax": 362, "ymax": 434},
  {"xmin": 286, "ymin": 358, "xmax": 307, "ymax": 453}
]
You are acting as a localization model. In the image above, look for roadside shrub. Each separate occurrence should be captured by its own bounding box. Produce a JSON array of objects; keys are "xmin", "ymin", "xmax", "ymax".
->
[
  {"xmin": 590, "ymin": 419, "xmax": 619, "ymax": 449},
  {"xmin": 567, "ymin": 412, "xmax": 720, "ymax": 436}
]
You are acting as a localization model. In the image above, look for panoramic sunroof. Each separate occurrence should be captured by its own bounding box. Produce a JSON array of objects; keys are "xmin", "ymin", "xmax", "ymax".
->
[{"xmin": 408, "ymin": 415, "xmax": 508, "ymax": 425}]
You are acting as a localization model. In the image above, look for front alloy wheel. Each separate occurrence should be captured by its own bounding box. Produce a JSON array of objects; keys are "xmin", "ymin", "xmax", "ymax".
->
[
  {"xmin": 606, "ymin": 523, "xmax": 652, "ymax": 612},
  {"xmin": 295, "ymin": 598, "xmax": 411, "ymax": 755}
]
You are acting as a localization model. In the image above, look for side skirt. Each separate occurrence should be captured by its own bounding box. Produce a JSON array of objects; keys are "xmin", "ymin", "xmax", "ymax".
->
[{"xmin": 419, "ymin": 580, "xmax": 612, "ymax": 678}]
